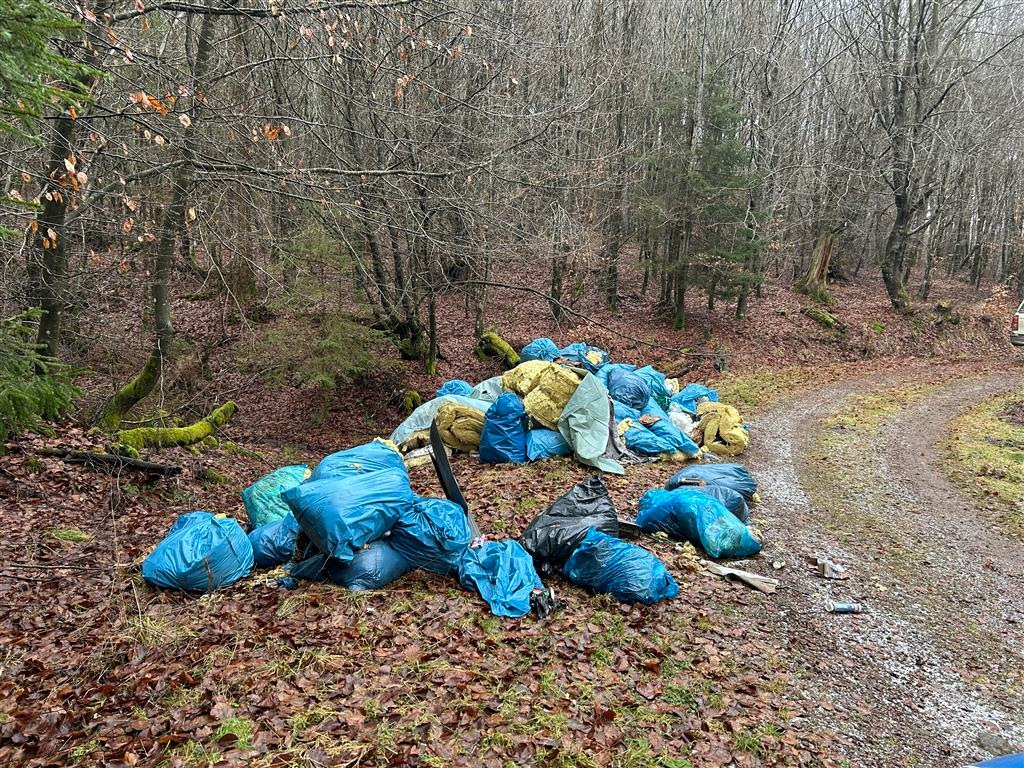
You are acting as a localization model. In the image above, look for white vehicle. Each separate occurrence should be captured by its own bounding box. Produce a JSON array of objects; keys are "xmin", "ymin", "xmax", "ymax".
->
[{"xmin": 1012, "ymin": 299, "xmax": 1024, "ymax": 347}]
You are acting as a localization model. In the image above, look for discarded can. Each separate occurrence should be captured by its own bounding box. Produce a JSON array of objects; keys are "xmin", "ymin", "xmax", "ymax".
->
[{"xmin": 827, "ymin": 600, "xmax": 864, "ymax": 614}]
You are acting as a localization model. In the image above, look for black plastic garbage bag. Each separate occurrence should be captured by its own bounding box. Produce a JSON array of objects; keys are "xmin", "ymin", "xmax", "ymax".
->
[
  {"xmin": 664, "ymin": 462, "xmax": 757, "ymax": 502},
  {"xmin": 520, "ymin": 476, "xmax": 618, "ymax": 573}
]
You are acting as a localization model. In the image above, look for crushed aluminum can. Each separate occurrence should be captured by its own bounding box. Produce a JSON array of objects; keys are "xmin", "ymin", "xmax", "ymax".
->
[{"xmin": 827, "ymin": 600, "xmax": 864, "ymax": 614}]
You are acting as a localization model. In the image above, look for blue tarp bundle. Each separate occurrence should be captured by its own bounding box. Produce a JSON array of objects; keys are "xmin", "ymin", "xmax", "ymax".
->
[
  {"xmin": 142, "ymin": 512, "xmax": 254, "ymax": 592},
  {"xmin": 526, "ymin": 428, "xmax": 573, "ymax": 461},
  {"xmin": 248, "ymin": 513, "xmax": 300, "ymax": 568},
  {"xmin": 605, "ymin": 367, "xmax": 650, "ymax": 410},
  {"xmin": 436, "ymin": 379, "xmax": 473, "ymax": 398},
  {"xmin": 241, "ymin": 465, "xmax": 307, "ymax": 530},
  {"xmin": 390, "ymin": 497, "xmax": 474, "ymax": 575},
  {"xmin": 479, "ymin": 392, "xmax": 528, "ymax": 464},
  {"xmin": 671, "ymin": 384, "xmax": 719, "ymax": 414},
  {"xmin": 309, "ymin": 440, "xmax": 406, "ymax": 483},
  {"xmin": 636, "ymin": 488, "xmax": 760, "ymax": 558},
  {"xmin": 470, "ymin": 376, "xmax": 504, "ymax": 403},
  {"xmin": 283, "ymin": 469, "xmax": 414, "ymax": 562},
  {"xmin": 558, "ymin": 342, "xmax": 609, "ymax": 372},
  {"xmin": 665, "ymin": 463, "xmax": 757, "ymax": 501},
  {"xmin": 458, "ymin": 540, "xmax": 543, "ymax": 617},
  {"xmin": 288, "ymin": 539, "xmax": 412, "ymax": 590},
  {"xmin": 562, "ymin": 529, "xmax": 678, "ymax": 604},
  {"xmin": 521, "ymin": 337, "xmax": 561, "ymax": 362}
]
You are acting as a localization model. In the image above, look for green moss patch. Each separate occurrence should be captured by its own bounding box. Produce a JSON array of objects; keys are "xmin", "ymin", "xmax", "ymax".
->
[
  {"xmin": 947, "ymin": 389, "xmax": 1024, "ymax": 537},
  {"xmin": 822, "ymin": 384, "xmax": 933, "ymax": 433}
]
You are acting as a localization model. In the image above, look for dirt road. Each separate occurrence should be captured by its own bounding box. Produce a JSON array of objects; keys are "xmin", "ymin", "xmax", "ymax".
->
[{"xmin": 741, "ymin": 364, "xmax": 1024, "ymax": 767}]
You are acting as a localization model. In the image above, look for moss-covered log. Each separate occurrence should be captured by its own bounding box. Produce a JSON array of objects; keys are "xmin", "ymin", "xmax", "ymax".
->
[
  {"xmin": 801, "ymin": 306, "xmax": 845, "ymax": 332},
  {"xmin": 96, "ymin": 350, "xmax": 162, "ymax": 430},
  {"xmin": 477, "ymin": 331, "xmax": 520, "ymax": 369},
  {"xmin": 114, "ymin": 401, "xmax": 236, "ymax": 452}
]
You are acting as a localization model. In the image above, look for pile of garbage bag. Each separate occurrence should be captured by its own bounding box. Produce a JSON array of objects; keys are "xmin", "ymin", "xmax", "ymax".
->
[
  {"xmin": 143, "ymin": 440, "xmax": 764, "ymax": 613},
  {"xmin": 388, "ymin": 337, "xmax": 749, "ymax": 472}
]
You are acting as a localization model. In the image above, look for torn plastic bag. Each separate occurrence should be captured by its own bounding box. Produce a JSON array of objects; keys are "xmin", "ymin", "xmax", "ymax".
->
[
  {"xmin": 641, "ymin": 400, "xmax": 701, "ymax": 456},
  {"xmin": 287, "ymin": 538, "xmax": 412, "ymax": 590},
  {"xmin": 614, "ymin": 400, "xmax": 699, "ymax": 457},
  {"xmin": 558, "ymin": 373, "xmax": 624, "ymax": 474},
  {"xmin": 664, "ymin": 462, "xmax": 757, "ymax": 501},
  {"xmin": 436, "ymin": 379, "xmax": 473, "ymax": 398},
  {"xmin": 479, "ymin": 392, "xmax": 528, "ymax": 464},
  {"xmin": 309, "ymin": 439, "xmax": 406, "ymax": 483},
  {"xmin": 633, "ymin": 365, "xmax": 671, "ymax": 409},
  {"xmin": 248, "ymin": 513, "xmax": 300, "ymax": 568},
  {"xmin": 562, "ymin": 529, "xmax": 678, "ymax": 604},
  {"xmin": 606, "ymin": 367, "xmax": 651, "ymax": 411},
  {"xmin": 142, "ymin": 512, "xmax": 253, "ymax": 592},
  {"xmin": 521, "ymin": 337, "xmax": 561, "ymax": 363},
  {"xmin": 526, "ymin": 428, "xmax": 573, "ymax": 461},
  {"xmin": 241, "ymin": 465, "xmax": 308, "ymax": 530},
  {"xmin": 390, "ymin": 497, "xmax": 473, "ymax": 575},
  {"xmin": 671, "ymin": 383, "xmax": 719, "ymax": 415},
  {"xmin": 282, "ymin": 469, "xmax": 414, "ymax": 562},
  {"xmin": 636, "ymin": 488, "xmax": 760, "ymax": 558},
  {"xmin": 458, "ymin": 540, "xmax": 543, "ymax": 618},
  {"xmin": 470, "ymin": 376, "xmax": 504, "ymax": 403},
  {"xmin": 520, "ymin": 476, "xmax": 618, "ymax": 573},
  {"xmin": 390, "ymin": 395, "xmax": 491, "ymax": 448},
  {"xmin": 687, "ymin": 484, "xmax": 750, "ymax": 523},
  {"xmin": 558, "ymin": 342, "xmax": 609, "ymax": 372}
]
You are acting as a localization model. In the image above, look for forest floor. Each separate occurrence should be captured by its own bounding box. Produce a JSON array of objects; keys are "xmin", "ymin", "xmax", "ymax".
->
[{"xmin": 3, "ymin": 270, "xmax": 1024, "ymax": 767}]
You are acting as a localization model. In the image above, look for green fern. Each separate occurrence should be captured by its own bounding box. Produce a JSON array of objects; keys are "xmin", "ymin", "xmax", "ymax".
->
[{"xmin": 0, "ymin": 311, "xmax": 81, "ymax": 447}]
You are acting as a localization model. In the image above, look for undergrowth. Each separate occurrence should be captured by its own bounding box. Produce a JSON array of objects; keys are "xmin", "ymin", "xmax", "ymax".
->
[
  {"xmin": 947, "ymin": 388, "xmax": 1024, "ymax": 537},
  {"xmin": 711, "ymin": 367, "xmax": 820, "ymax": 411}
]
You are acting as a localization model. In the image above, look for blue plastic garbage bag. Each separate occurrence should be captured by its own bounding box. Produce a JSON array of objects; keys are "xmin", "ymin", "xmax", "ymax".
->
[
  {"xmin": 969, "ymin": 754, "xmax": 1024, "ymax": 768},
  {"xmin": 526, "ymin": 428, "xmax": 573, "ymax": 461},
  {"xmin": 248, "ymin": 513, "xmax": 300, "ymax": 568},
  {"xmin": 641, "ymin": 400, "xmax": 701, "ymax": 456},
  {"xmin": 614, "ymin": 400, "xmax": 697, "ymax": 456},
  {"xmin": 390, "ymin": 497, "xmax": 473, "ymax": 575},
  {"xmin": 671, "ymin": 384, "xmax": 719, "ymax": 414},
  {"xmin": 287, "ymin": 539, "xmax": 412, "ymax": 590},
  {"xmin": 558, "ymin": 342, "xmax": 609, "ymax": 372},
  {"xmin": 636, "ymin": 488, "xmax": 760, "ymax": 558},
  {"xmin": 595, "ymin": 362, "xmax": 637, "ymax": 387},
  {"xmin": 606, "ymin": 368, "xmax": 651, "ymax": 410},
  {"xmin": 436, "ymin": 379, "xmax": 473, "ymax": 398},
  {"xmin": 143, "ymin": 512, "xmax": 253, "ymax": 592},
  {"xmin": 309, "ymin": 440, "xmax": 406, "ymax": 483},
  {"xmin": 665, "ymin": 463, "xmax": 757, "ymax": 501},
  {"xmin": 479, "ymin": 392, "xmax": 528, "ymax": 464},
  {"xmin": 458, "ymin": 540, "xmax": 543, "ymax": 618},
  {"xmin": 283, "ymin": 470, "xmax": 414, "ymax": 562},
  {"xmin": 688, "ymin": 485, "xmax": 750, "ymax": 523},
  {"xmin": 521, "ymin": 337, "xmax": 561, "ymax": 362},
  {"xmin": 634, "ymin": 365, "xmax": 670, "ymax": 409},
  {"xmin": 562, "ymin": 529, "xmax": 678, "ymax": 604},
  {"xmin": 241, "ymin": 465, "xmax": 308, "ymax": 531}
]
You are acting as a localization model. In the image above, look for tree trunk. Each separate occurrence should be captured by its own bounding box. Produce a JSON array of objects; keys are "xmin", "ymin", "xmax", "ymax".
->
[{"xmin": 795, "ymin": 231, "xmax": 835, "ymax": 304}]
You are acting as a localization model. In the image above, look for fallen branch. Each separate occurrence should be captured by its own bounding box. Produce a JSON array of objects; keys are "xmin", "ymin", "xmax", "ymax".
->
[
  {"xmin": 36, "ymin": 448, "xmax": 181, "ymax": 476},
  {"xmin": 476, "ymin": 330, "xmax": 521, "ymax": 368},
  {"xmin": 115, "ymin": 400, "xmax": 237, "ymax": 453}
]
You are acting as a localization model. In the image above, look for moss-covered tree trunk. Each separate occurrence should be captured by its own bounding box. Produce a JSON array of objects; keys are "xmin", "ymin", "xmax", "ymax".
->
[
  {"xmin": 97, "ymin": 9, "xmax": 219, "ymax": 429},
  {"xmin": 795, "ymin": 231, "xmax": 835, "ymax": 304},
  {"xmin": 115, "ymin": 401, "xmax": 236, "ymax": 454}
]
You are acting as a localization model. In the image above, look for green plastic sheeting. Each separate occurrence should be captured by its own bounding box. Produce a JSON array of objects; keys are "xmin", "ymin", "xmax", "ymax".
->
[{"xmin": 557, "ymin": 373, "xmax": 624, "ymax": 475}]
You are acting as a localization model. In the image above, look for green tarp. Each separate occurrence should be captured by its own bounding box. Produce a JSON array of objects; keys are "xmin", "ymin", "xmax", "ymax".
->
[{"xmin": 557, "ymin": 373, "xmax": 624, "ymax": 475}]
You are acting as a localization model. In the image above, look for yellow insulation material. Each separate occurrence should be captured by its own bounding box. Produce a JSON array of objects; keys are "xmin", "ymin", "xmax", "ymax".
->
[
  {"xmin": 501, "ymin": 360, "xmax": 551, "ymax": 395},
  {"xmin": 523, "ymin": 365, "xmax": 582, "ymax": 430},
  {"xmin": 697, "ymin": 401, "xmax": 750, "ymax": 457},
  {"xmin": 435, "ymin": 403, "xmax": 485, "ymax": 452}
]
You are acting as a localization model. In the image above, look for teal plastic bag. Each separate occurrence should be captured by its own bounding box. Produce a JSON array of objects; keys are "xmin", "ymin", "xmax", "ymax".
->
[
  {"xmin": 636, "ymin": 488, "xmax": 760, "ymax": 558},
  {"xmin": 283, "ymin": 469, "xmax": 414, "ymax": 562},
  {"xmin": 458, "ymin": 540, "xmax": 543, "ymax": 617},
  {"xmin": 241, "ymin": 465, "xmax": 307, "ymax": 530},
  {"xmin": 562, "ymin": 529, "xmax": 677, "ymax": 604},
  {"xmin": 143, "ymin": 512, "xmax": 253, "ymax": 592}
]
